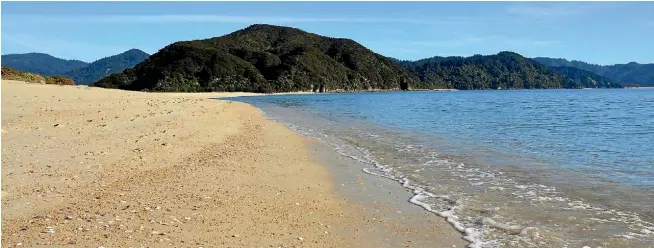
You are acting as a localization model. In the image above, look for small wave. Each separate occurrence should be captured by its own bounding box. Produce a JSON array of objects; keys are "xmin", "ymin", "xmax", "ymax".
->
[
  {"xmin": 330, "ymin": 141, "xmax": 492, "ymax": 247},
  {"xmin": 248, "ymin": 104, "xmax": 654, "ymax": 248}
]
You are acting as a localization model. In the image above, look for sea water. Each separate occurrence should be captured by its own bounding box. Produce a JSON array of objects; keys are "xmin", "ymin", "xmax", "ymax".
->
[{"xmin": 226, "ymin": 89, "xmax": 654, "ymax": 247}]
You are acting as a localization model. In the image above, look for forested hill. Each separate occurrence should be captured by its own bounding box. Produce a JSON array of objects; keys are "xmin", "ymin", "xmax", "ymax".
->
[
  {"xmin": 92, "ymin": 24, "xmax": 622, "ymax": 92},
  {"xmin": 401, "ymin": 52, "xmax": 620, "ymax": 89},
  {"xmin": 1, "ymin": 53, "xmax": 88, "ymax": 76},
  {"xmin": 63, "ymin": 49, "xmax": 149, "ymax": 85},
  {"xmin": 1, "ymin": 50, "xmax": 148, "ymax": 85},
  {"xmin": 533, "ymin": 57, "xmax": 654, "ymax": 86},
  {"xmin": 93, "ymin": 24, "xmax": 420, "ymax": 93},
  {"xmin": 549, "ymin": 66, "xmax": 621, "ymax": 88}
]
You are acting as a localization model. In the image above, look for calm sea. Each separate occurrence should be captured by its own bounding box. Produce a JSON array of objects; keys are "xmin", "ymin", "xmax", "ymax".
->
[{"xmin": 227, "ymin": 89, "xmax": 654, "ymax": 248}]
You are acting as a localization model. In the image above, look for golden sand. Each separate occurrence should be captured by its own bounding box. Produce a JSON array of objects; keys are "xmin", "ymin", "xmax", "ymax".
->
[{"xmin": 1, "ymin": 80, "xmax": 464, "ymax": 247}]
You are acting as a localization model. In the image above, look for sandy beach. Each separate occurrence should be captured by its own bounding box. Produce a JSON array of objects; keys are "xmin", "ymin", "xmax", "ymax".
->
[{"xmin": 1, "ymin": 80, "xmax": 465, "ymax": 247}]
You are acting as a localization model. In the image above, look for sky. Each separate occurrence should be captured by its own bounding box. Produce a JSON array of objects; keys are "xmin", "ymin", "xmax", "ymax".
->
[{"xmin": 1, "ymin": 2, "xmax": 653, "ymax": 65}]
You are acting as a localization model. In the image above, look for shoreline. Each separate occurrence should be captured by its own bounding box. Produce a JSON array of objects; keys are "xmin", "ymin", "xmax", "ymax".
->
[
  {"xmin": 1, "ymin": 80, "xmax": 466, "ymax": 247},
  {"xmin": 230, "ymin": 89, "xmax": 654, "ymax": 247},
  {"xmin": 307, "ymin": 138, "xmax": 468, "ymax": 247}
]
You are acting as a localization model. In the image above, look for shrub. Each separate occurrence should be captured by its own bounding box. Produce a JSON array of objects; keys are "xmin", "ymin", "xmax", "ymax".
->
[
  {"xmin": 46, "ymin": 75, "xmax": 75, "ymax": 85},
  {"xmin": 2, "ymin": 66, "xmax": 75, "ymax": 85}
]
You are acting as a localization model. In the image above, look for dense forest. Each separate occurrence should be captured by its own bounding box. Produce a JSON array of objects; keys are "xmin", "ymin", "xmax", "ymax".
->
[
  {"xmin": 400, "ymin": 52, "xmax": 620, "ymax": 89},
  {"xmin": 4, "ymin": 25, "xmax": 631, "ymax": 92},
  {"xmin": 94, "ymin": 25, "xmax": 623, "ymax": 92},
  {"xmin": 533, "ymin": 57, "xmax": 654, "ymax": 86},
  {"xmin": 93, "ymin": 24, "xmax": 419, "ymax": 93},
  {"xmin": 63, "ymin": 49, "xmax": 149, "ymax": 85},
  {"xmin": 1, "ymin": 53, "xmax": 88, "ymax": 76},
  {"xmin": 549, "ymin": 66, "xmax": 620, "ymax": 88}
]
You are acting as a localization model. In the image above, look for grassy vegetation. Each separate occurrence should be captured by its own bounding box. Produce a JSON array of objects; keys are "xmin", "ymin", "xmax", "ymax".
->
[{"xmin": 2, "ymin": 67, "xmax": 75, "ymax": 85}]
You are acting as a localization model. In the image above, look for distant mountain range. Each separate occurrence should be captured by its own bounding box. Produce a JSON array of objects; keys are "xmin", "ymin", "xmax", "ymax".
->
[
  {"xmin": 62, "ymin": 49, "xmax": 150, "ymax": 85},
  {"xmin": 2, "ymin": 24, "xmax": 650, "ymax": 91},
  {"xmin": 1, "ymin": 53, "xmax": 88, "ymax": 76},
  {"xmin": 397, "ymin": 53, "xmax": 621, "ymax": 89},
  {"xmin": 532, "ymin": 57, "xmax": 654, "ymax": 86},
  {"xmin": 1, "ymin": 49, "xmax": 149, "ymax": 85},
  {"xmin": 93, "ymin": 24, "xmax": 627, "ymax": 92}
]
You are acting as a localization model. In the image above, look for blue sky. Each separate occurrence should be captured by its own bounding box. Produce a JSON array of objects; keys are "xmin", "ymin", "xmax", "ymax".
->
[{"xmin": 2, "ymin": 2, "xmax": 653, "ymax": 65}]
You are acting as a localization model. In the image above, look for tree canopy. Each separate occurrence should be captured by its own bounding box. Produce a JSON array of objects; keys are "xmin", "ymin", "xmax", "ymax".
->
[
  {"xmin": 93, "ymin": 24, "xmax": 419, "ymax": 93},
  {"xmin": 1, "ymin": 53, "xmax": 87, "ymax": 76},
  {"xmin": 93, "ymin": 25, "xmax": 623, "ymax": 92},
  {"xmin": 533, "ymin": 57, "xmax": 653, "ymax": 86},
  {"xmin": 401, "ymin": 52, "xmax": 620, "ymax": 89},
  {"xmin": 63, "ymin": 49, "xmax": 149, "ymax": 85}
]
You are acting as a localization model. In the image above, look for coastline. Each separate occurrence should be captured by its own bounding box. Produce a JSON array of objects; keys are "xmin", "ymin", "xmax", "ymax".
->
[
  {"xmin": 232, "ymin": 89, "xmax": 654, "ymax": 247},
  {"xmin": 1, "ymin": 80, "xmax": 466, "ymax": 247}
]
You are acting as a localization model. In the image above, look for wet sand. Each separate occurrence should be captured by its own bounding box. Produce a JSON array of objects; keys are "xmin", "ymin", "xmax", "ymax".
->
[{"xmin": 1, "ymin": 80, "xmax": 465, "ymax": 247}]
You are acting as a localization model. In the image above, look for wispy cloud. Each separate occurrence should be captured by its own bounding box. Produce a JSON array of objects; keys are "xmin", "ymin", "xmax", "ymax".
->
[
  {"xmin": 505, "ymin": 38, "xmax": 560, "ymax": 47},
  {"xmin": 407, "ymin": 35, "xmax": 558, "ymax": 49},
  {"xmin": 374, "ymin": 29, "xmax": 407, "ymax": 36},
  {"xmin": 5, "ymin": 14, "xmax": 448, "ymax": 25},
  {"xmin": 505, "ymin": 3, "xmax": 601, "ymax": 18},
  {"xmin": 409, "ymin": 36, "xmax": 485, "ymax": 49},
  {"xmin": 384, "ymin": 47, "xmax": 422, "ymax": 55}
]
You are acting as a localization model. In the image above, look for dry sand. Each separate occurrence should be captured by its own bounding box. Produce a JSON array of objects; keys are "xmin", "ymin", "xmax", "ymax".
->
[{"xmin": 1, "ymin": 80, "xmax": 465, "ymax": 247}]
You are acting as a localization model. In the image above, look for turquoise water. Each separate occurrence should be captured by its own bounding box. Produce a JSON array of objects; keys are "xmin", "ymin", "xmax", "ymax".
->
[{"xmin": 227, "ymin": 88, "xmax": 654, "ymax": 247}]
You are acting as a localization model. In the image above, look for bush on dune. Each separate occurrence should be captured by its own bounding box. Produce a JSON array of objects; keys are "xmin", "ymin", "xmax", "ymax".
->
[
  {"xmin": 2, "ymin": 66, "xmax": 76, "ymax": 85},
  {"xmin": 46, "ymin": 75, "xmax": 75, "ymax": 85},
  {"xmin": 2, "ymin": 67, "xmax": 47, "ymax": 83}
]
